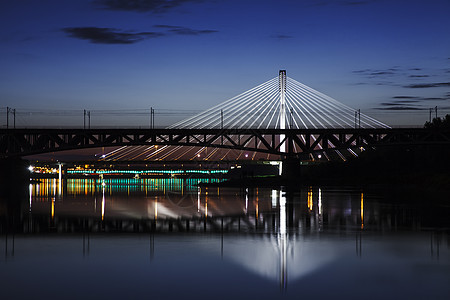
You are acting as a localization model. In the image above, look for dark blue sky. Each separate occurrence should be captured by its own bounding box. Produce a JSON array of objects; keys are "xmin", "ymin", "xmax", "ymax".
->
[{"xmin": 1, "ymin": 0, "xmax": 449, "ymax": 126}]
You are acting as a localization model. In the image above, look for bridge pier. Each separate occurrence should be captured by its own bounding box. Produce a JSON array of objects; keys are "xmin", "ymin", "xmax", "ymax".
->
[
  {"xmin": 281, "ymin": 157, "xmax": 301, "ymax": 180},
  {"xmin": 0, "ymin": 158, "xmax": 29, "ymax": 197},
  {"xmin": 0, "ymin": 158, "xmax": 29, "ymax": 236}
]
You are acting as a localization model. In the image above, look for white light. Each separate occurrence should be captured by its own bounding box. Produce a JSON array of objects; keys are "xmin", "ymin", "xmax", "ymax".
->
[
  {"xmin": 318, "ymin": 188, "xmax": 322, "ymax": 215},
  {"xmin": 101, "ymin": 154, "xmax": 106, "ymax": 158},
  {"xmin": 197, "ymin": 154, "xmax": 201, "ymax": 157},
  {"xmin": 271, "ymin": 189, "xmax": 277, "ymax": 208},
  {"xmin": 280, "ymin": 190, "xmax": 286, "ymax": 235},
  {"xmin": 101, "ymin": 187, "xmax": 105, "ymax": 221},
  {"xmin": 29, "ymin": 183, "xmax": 33, "ymax": 212},
  {"xmin": 245, "ymin": 188, "xmax": 248, "ymax": 213},
  {"xmin": 318, "ymin": 154, "xmax": 322, "ymax": 159},
  {"xmin": 28, "ymin": 165, "xmax": 34, "ymax": 172},
  {"xmin": 197, "ymin": 187, "xmax": 200, "ymax": 212},
  {"xmin": 245, "ymin": 153, "xmax": 248, "ymax": 158},
  {"xmin": 58, "ymin": 164, "xmax": 62, "ymax": 196}
]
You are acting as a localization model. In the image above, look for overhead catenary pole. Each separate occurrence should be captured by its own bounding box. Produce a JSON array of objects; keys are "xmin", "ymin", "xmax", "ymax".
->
[
  {"xmin": 152, "ymin": 108, "xmax": 155, "ymax": 129},
  {"xmin": 6, "ymin": 107, "xmax": 9, "ymax": 129},
  {"xmin": 84, "ymin": 109, "xmax": 86, "ymax": 129},
  {"xmin": 358, "ymin": 109, "xmax": 361, "ymax": 129},
  {"xmin": 13, "ymin": 109, "xmax": 16, "ymax": 129}
]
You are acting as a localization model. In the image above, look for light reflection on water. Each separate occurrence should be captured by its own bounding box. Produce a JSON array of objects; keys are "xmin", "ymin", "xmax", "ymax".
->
[{"xmin": 1, "ymin": 178, "xmax": 449, "ymax": 299}]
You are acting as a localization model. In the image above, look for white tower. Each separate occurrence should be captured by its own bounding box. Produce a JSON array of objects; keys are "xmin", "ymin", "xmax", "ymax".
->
[{"xmin": 279, "ymin": 70, "xmax": 287, "ymax": 153}]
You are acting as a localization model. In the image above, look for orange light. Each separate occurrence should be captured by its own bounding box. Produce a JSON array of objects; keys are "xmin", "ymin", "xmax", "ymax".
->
[
  {"xmin": 307, "ymin": 187, "xmax": 313, "ymax": 211},
  {"xmin": 361, "ymin": 192, "xmax": 364, "ymax": 229},
  {"xmin": 51, "ymin": 199, "xmax": 55, "ymax": 219}
]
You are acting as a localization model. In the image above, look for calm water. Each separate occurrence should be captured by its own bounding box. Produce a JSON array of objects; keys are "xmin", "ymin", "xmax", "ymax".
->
[{"xmin": 1, "ymin": 177, "xmax": 449, "ymax": 300}]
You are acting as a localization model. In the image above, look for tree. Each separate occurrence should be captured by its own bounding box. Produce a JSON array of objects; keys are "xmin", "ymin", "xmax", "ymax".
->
[{"xmin": 424, "ymin": 114, "xmax": 450, "ymax": 129}]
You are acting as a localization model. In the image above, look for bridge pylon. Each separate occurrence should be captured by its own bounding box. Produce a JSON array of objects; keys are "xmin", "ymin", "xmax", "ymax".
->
[{"xmin": 279, "ymin": 70, "xmax": 287, "ymax": 154}]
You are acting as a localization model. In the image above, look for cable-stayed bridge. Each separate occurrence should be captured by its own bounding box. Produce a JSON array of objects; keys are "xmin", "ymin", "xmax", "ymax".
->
[
  {"xmin": 171, "ymin": 70, "xmax": 388, "ymax": 130},
  {"xmin": 1, "ymin": 71, "xmax": 449, "ymax": 161}
]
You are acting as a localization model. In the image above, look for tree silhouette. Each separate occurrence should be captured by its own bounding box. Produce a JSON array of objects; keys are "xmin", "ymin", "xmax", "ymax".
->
[{"xmin": 424, "ymin": 114, "xmax": 450, "ymax": 129}]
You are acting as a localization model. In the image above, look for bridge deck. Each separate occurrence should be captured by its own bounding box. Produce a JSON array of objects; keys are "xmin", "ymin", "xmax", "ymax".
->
[{"xmin": 1, "ymin": 128, "xmax": 449, "ymax": 158}]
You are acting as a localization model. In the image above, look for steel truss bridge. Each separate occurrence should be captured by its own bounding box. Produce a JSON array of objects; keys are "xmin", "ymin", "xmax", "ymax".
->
[
  {"xmin": 1, "ymin": 70, "xmax": 449, "ymax": 160},
  {"xmin": 1, "ymin": 127, "xmax": 450, "ymax": 159}
]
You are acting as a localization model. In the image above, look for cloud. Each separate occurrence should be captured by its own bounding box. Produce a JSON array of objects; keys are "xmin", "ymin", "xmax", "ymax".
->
[
  {"xmin": 404, "ymin": 82, "xmax": 450, "ymax": 88},
  {"xmin": 380, "ymin": 102, "xmax": 407, "ymax": 106},
  {"xmin": 408, "ymin": 75, "xmax": 429, "ymax": 78},
  {"xmin": 351, "ymin": 68, "xmax": 403, "ymax": 87},
  {"xmin": 391, "ymin": 100, "xmax": 420, "ymax": 104},
  {"xmin": 421, "ymin": 97, "xmax": 449, "ymax": 101},
  {"xmin": 94, "ymin": 0, "xmax": 202, "ymax": 13},
  {"xmin": 352, "ymin": 69, "xmax": 371, "ymax": 74},
  {"xmin": 375, "ymin": 101, "xmax": 424, "ymax": 110},
  {"xmin": 271, "ymin": 34, "xmax": 294, "ymax": 39},
  {"xmin": 370, "ymin": 71, "xmax": 395, "ymax": 76},
  {"xmin": 63, "ymin": 25, "xmax": 217, "ymax": 44},
  {"xmin": 392, "ymin": 95, "xmax": 449, "ymax": 102},
  {"xmin": 352, "ymin": 68, "xmax": 398, "ymax": 77},
  {"xmin": 62, "ymin": 27, "xmax": 164, "ymax": 44},
  {"xmin": 154, "ymin": 25, "xmax": 218, "ymax": 35},
  {"xmin": 375, "ymin": 106, "xmax": 424, "ymax": 111},
  {"xmin": 380, "ymin": 101, "xmax": 422, "ymax": 107},
  {"xmin": 342, "ymin": 1, "xmax": 373, "ymax": 5},
  {"xmin": 353, "ymin": 66, "xmax": 450, "ymax": 91},
  {"xmin": 392, "ymin": 96, "xmax": 418, "ymax": 99},
  {"xmin": 377, "ymin": 93, "xmax": 450, "ymax": 111}
]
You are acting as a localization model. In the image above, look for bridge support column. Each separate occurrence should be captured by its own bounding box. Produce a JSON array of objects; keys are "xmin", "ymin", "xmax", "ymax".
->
[
  {"xmin": 281, "ymin": 157, "xmax": 301, "ymax": 180},
  {"xmin": 0, "ymin": 158, "xmax": 30, "ymax": 218},
  {"xmin": 0, "ymin": 158, "xmax": 29, "ymax": 186}
]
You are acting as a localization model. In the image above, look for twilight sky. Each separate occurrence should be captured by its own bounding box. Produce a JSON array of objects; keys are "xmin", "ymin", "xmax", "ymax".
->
[{"xmin": 1, "ymin": 0, "xmax": 449, "ymax": 127}]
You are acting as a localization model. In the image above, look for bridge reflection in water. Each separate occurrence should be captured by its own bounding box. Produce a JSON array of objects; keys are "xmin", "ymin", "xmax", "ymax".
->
[
  {"xmin": 1, "ymin": 177, "xmax": 448, "ymax": 295},
  {"xmin": 26, "ymin": 178, "xmax": 373, "ymax": 234}
]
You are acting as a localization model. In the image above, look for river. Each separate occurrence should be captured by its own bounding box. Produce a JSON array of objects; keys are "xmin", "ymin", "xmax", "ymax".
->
[{"xmin": 0, "ymin": 177, "xmax": 449, "ymax": 299}]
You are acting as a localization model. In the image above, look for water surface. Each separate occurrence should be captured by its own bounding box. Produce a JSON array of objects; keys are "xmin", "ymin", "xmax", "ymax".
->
[{"xmin": 1, "ymin": 178, "xmax": 449, "ymax": 299}]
